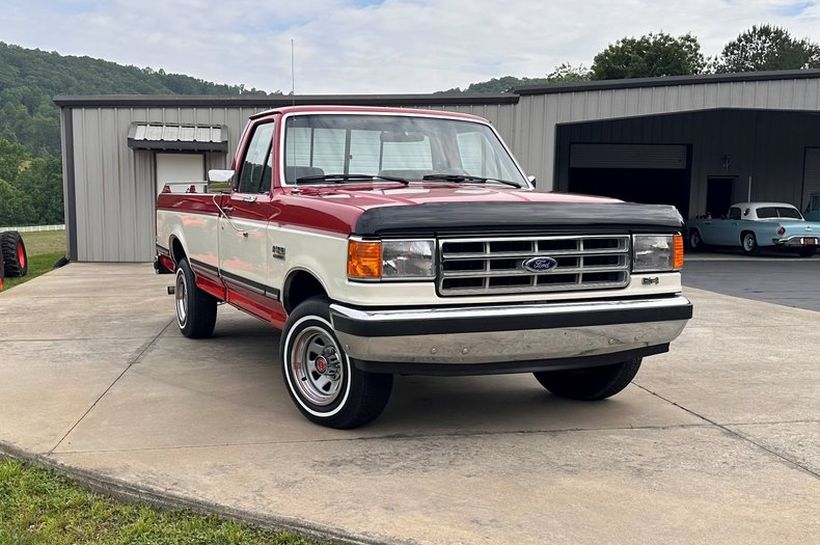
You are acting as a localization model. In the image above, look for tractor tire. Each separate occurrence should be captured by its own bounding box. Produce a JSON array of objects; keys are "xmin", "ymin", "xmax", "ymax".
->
[{"xmin": 0, "ymin": 231, "xmax": 28, "ymax": 277}]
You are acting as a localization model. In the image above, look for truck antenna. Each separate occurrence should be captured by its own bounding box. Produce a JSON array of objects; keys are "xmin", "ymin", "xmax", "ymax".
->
[{"xmin": 291, "ymin": 39, "xmax": 296, "ymax": 106}]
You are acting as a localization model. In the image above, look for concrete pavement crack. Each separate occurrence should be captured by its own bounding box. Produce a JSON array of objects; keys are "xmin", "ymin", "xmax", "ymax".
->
[
  {"xmin": 634, "ymin": 383, "xmax": 820, "ymax": 480},
  {"xmin": 47, "ymin": 319, "xmax": 175, "ymax": 455}
]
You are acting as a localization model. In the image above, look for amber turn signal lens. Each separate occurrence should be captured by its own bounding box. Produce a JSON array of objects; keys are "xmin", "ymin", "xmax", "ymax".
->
[
  {"xmin": 673, "ymin": 233, "xmax": 684, "ymax": 270},
  {"xmin": 348, "ymin": 240, "xmax": 382, "ymax": 279}
]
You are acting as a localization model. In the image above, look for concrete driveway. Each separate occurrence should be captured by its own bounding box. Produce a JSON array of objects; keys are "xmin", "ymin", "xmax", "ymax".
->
[
  {"xmin": 0, "ymin": 263, "xmax": 818, "ymax": 545},
  {"xmin": 684, "ymin": 256, "xmax": 820, "ymax": 312}
]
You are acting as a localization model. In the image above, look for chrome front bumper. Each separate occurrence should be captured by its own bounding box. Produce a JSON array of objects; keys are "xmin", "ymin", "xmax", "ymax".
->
[{"xmin": 329, "ymin": 295, "xmax": 692, "ymax": 373}]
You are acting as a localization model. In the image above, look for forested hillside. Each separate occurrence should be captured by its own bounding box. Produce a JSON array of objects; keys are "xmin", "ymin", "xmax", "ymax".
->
[{"xmin": 0, "ymin": 42, "xmax": 274, "ymax": 226}]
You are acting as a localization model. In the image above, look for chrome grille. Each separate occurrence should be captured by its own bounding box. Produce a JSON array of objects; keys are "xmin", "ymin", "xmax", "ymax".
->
[{"xmin": 438, "ymin": 235, "xmax": 631, "ymax": 296}]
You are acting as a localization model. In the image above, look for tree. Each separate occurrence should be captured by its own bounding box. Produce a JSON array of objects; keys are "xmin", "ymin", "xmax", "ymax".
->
[
  {"xmin": 0, "ymin": 137, "xmax": 63, "ymax": 226},
  {"xmin": 713, "ymin": 25, "xmax": 820, "ymax": 73},
  {"xmin": 590, "ymin": 33, "xmax": 706, "ymax": 80},
  {"xmin": 545, "ymin": 63, "xmax": 591, "ymax": 83},
  {"xmin": 436, "ymin": 76, "xmax": 551, "ymax": 95}
]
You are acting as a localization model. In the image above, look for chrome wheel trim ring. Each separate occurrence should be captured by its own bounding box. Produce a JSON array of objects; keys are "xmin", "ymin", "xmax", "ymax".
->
[
  {"xmin": 175, "ymin": 268, "xmax": 188, "ymax": 328},
  {"xmin": 289, "ymin": 325, "xmax": 344, "ymax": 407}
]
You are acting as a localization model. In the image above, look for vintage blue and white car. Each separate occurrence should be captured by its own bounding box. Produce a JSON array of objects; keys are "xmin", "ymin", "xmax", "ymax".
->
[{"xmin": 687, "ymin": 202, "xmax": 820, "ymax": 257}]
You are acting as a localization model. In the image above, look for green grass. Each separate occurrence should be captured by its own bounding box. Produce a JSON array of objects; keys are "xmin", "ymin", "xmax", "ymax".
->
[
  {"xmin": 0, "ymin": 458, "xmax": 322, "ymax": 545},
  {"xmin": 2, "ymin": 230, "xmax": 66, "ymax": 290},
  {"xmin": 18, "ymin": 230, "xmax": 67, "ymax": 255}
]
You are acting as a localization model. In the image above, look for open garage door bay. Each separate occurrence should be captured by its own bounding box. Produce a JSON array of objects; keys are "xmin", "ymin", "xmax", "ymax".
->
[{"xmin": 568, "ymin": 143, "xmax": 690, "ymax": 217}]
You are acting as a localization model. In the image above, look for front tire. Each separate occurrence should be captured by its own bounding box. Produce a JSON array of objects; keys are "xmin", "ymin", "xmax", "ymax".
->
[
  {"xmin": 741, "ymin": 232, "xmax": 760, "ymax": 256},
  {"xmin": 0, "ymin": 231, "xmax": 28, "ymax": 277},
  {"xmin": 281, "ymin": 297, "xmax": 392, "ymax": 429},
  {"xmin": 175, "ymin": 259, "xmax": 217, "ymax": 339},
  {"xmin": 533, "ymin": 359, "xmax": 642, "ymax": 400}
]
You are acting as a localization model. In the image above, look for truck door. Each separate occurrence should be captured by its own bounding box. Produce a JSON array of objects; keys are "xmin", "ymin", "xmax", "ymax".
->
[{"xmin": 218, "ymin": 120, "xmax": 276, "ymax": 319}]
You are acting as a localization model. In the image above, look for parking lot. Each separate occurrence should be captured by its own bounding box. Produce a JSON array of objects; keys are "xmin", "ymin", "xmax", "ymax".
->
[{"xmin": 0, "ymin": 262, "xmax": 818, "ymax": 545}]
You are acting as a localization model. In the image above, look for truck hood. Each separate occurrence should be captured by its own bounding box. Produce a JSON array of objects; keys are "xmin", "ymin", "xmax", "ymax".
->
[{"xmin": 284, "ymin": 183, "xmax": 684, "ymax": 237}]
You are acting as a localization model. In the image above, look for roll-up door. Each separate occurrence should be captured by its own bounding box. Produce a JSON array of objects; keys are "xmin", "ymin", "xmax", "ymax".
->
[
  {"xmin": 568, "ymin": 143, "xmax": 691, "ymax": 217},
  {"xmin": 570, "ymin": 144, "xmax": 687, "ymax": 169}
]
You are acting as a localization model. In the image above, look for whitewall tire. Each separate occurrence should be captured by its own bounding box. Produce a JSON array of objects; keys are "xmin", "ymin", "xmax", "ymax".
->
[
  {"xmin": 175, "ymin": 258, "xmax": 217, "ymax": 339},
  {"xmin": 280, "ymin": 297, "xmax": 392, "ymax": 429}
]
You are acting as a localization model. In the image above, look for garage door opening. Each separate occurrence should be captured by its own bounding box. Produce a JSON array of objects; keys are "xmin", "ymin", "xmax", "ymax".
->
[
  {"xmin": 569, "ymin": 168, "xmax": 690, "ymax": 217},
  {"xmin": 567, "ymin": 143, "xmax": 691, "ymax": 217}
]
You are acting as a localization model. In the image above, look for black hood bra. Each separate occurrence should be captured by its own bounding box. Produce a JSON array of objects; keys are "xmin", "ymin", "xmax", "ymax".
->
[{"xmin": 354, "ymin": 201, "xmax": 684, "ymax": 237}]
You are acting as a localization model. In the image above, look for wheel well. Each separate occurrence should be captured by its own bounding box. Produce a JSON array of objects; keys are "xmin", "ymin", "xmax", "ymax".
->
[
  {"xmin": 284, "ymin": 270, "xmax": 327, "ymax": 313},
  {"xmin": 740, "ymin": 230, "xmax": 755, "ymax": 241},
  {"xmin": 170, "ymin": 237, "xmax": 186, "ymax": 265}
]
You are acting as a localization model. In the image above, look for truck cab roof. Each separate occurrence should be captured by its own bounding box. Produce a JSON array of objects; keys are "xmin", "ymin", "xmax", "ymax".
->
[{"xmin": 249, "ymin": 104, "xmax": 489, "ymax": 123}]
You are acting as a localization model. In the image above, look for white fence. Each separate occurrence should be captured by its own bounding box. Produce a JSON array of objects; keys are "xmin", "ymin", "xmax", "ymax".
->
[{"xmin": 0, "ymin": 224, "xmax": 65, "ymax": 233}]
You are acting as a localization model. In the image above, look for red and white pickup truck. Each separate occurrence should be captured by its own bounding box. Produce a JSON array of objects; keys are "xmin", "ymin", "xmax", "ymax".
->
[{"xmin": 156, "ymin": 105, "xmax": 692, "ymax": 428}]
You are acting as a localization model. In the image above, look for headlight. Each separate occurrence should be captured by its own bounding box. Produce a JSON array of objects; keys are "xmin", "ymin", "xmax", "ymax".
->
[
  {"xmin": 348, "ymin": 239, "xmax": 435, "ymax": 280},
  {"xmin": 633, "ymin": 234, "xmax": 684, "ymax": 273},
  {"xmin": 382, "ymin": 240, "xmax": 435, "ymax": 279}
]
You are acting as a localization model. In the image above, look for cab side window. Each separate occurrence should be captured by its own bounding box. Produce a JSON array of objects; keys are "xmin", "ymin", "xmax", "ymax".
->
[
  {"xmin": 728, "ymin": 207, "xmax": 741, "ymax": 220},
  {"xmin": 237, "ymin": 123, "xmax": 275, "ymax": 193}
]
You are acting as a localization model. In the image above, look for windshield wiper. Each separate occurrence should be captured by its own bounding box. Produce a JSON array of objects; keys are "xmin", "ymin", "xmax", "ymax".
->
[
  {"xmin": 421, "ymin": 174, "xmax": 521, "ymax": 188},
  {"xmin": 296, "ymin": 173, "xmax": 409, "ymax": 185}
]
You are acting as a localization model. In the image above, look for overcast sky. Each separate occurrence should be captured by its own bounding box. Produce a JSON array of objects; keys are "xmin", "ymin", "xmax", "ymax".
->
[{"xmin": 5, "ymin": 0, "xmax": 820, "ymax": 94}]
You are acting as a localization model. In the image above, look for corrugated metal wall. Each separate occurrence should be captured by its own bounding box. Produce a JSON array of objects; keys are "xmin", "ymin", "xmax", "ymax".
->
[
  {"xmin": 517, "ymin": 79, "xmax": 820, "ymax": 187},
  {"xmin": 64, "ymin": 102, "xmax": 518, "ymax": 262}
]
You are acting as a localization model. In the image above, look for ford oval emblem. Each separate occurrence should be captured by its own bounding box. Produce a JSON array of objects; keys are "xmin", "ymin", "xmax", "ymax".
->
[{"xmin": 523, "ymin": 256, "xmax": 558, "ymax": 273}]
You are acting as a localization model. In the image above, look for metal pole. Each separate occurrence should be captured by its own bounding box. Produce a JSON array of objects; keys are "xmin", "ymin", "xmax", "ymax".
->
[
  {"xmin": 291, "ymin": 39, "xmax": 295, "ymax": 106},
  {"xmin": 747, "ymin": 175, "xmax": 752, "ymax": 201}
]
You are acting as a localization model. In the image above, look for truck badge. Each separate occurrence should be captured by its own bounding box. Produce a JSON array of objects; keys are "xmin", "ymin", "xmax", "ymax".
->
[
  {"xmin": 523, "ymin": 256, "xmax": 558, "ymax": 273},
  {"xmin": 272, "ymin": 245, "xmax": 286, "ymax": 259}
]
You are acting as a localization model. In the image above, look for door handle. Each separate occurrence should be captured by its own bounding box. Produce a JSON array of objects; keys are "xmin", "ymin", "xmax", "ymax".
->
[{"xmin": 242, "ymin": 195, "xmax": 257, "ymax": 203}]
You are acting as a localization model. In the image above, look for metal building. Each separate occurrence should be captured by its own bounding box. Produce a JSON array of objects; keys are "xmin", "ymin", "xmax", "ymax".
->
[{"xmin": 55, "ymin": 69, "xmax": 820, "ymax": 262}]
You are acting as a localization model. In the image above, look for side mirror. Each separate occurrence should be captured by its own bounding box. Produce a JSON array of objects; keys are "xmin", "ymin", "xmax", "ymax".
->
[
  {"xmin": 207, "ymin": 169, "xmax": 235, "ymax": 193},
  {"xmin": 527, "ymin": 175, "xmax": 537, "ymax": 188}
]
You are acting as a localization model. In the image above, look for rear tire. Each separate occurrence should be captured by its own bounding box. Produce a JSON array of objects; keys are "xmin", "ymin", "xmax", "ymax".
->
[
  {"xmin": 741, "ymin": 232, "xmax": 760, "ymax": 256},
  {"xmin": 0, "ymin": 231, "xmax": 28, "ymax": 277},
  {"xmin": 533, "ymin": 359, "xmax": 642, "ymax": 400},
  {"xmin": 175, "ymin": 258, "xmax": 217, "ymax": 339},
  {"xmin": 281, "ymin": 297, "xmax": 392, "ymax": 429},
  {"xmin": 798, "ymin": 247, "xmax": 817, "ymax": 258}
]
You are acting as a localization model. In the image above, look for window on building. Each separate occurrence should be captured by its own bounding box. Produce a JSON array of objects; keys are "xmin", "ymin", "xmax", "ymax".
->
[{"xmin": 237, "ymin": 123, "xmax": 275, "ymax": 193}]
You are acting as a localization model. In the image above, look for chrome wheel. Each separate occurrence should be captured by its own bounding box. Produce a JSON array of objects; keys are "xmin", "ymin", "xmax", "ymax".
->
[
  {"xmin": 175, "ymin": 268, "xmax": 188, "ymax": 327},
  {"xmin": 290, "ymin": 326, "xmax": 344, "ymax": 406},
  {"xmin": 743, "ymin": 233, "xmax": 755, "ymax": 252}
]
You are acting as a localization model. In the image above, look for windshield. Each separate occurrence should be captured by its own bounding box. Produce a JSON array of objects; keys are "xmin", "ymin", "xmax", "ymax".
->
[
  {"xmin": 756, "ymin": 206, "xmax": 803, "ymax": 220},
  {"xmin": 283, "ymin": 114, "xmax": 526, "ymax": 186}
]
